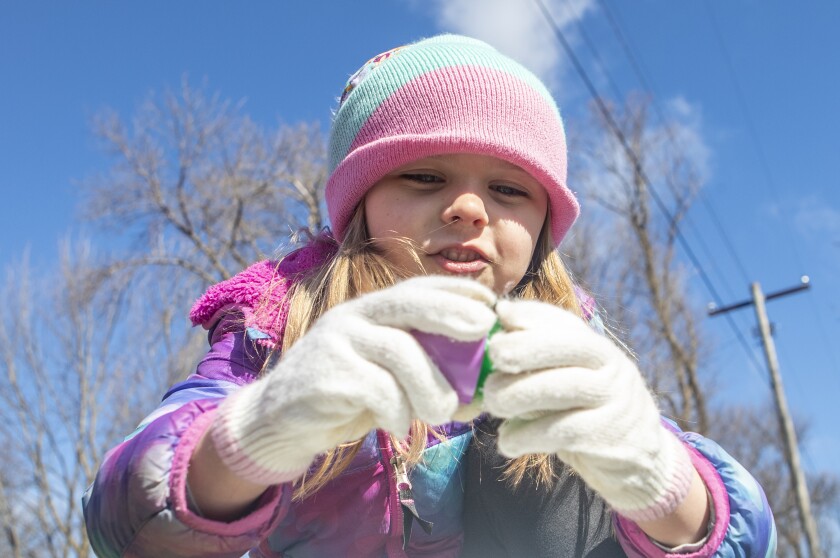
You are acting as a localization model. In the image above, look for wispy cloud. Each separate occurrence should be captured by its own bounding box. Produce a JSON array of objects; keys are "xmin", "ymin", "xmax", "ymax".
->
[
  {"xmin": 792, "ymin": 197, "xmax": 840, "ymax": 237},
  {"xmin": 423, "ymin": 0, "xmax": 596, "ymax": 86}
]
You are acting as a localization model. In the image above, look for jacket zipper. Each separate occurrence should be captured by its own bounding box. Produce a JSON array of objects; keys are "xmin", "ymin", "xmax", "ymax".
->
[
  {"xmin": 378, "ymin": 430, "xmax": 407, "ymax": 557},
  {"xmin": 377, "ymin": 431, "xmax": 434, "ymax": 555}
]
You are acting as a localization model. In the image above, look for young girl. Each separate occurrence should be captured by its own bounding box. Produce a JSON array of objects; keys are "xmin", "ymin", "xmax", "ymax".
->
[{"xmin": 84, "ymin": 35, "xmax": 776, "ymax": 557}]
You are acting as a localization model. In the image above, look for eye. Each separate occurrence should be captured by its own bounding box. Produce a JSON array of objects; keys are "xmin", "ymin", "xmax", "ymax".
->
[
  {"xmin": 401, "ymin": 173, "xmax": 443, "ymax": 184},
  {"xmin": 492, "ymin": 184, "xmax": 528, "ymax": 197}
]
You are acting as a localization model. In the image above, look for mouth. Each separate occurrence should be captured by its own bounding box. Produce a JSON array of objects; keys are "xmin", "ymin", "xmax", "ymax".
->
[
  {"xmin": 438, "ymin": 247, "xmax": 485, "ymax": 263},
  {"xmin": 431, "ymin": 246, "xmax": 490, "ymax": 274}
]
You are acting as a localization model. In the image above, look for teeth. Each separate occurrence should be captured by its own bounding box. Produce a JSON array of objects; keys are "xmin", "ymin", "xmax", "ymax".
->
[{"xmin": 441, "ymin": 248, "xmax": 480, "ymax": 262}]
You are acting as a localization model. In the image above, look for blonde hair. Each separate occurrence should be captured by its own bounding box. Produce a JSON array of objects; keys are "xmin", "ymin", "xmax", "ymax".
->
[{"xmin": 271, "ymin": 203, "xmax": 582, "ymax": 500}]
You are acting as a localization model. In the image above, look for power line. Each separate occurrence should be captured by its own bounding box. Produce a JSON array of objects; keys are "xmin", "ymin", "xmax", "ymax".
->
[
  {"xmin": 680, "ymin": 205, "xmax": 739, "ymax": 302},
  {"xmin": 698, "ymin": 194, "xmax": 752, "ymax": 285},
  {"xmin": 596, "ymin": 0, "xmax": 752, "ymax": 286},
  {"xmin": 703, "ymin": 0, "xmax": 840, "ymax": 378},
  {"xmin": 594, "ymin": 0, "xmax": 762, "ymax": 367},
  {"xmin": 601, "ymin": 0, "xmax": 836, "ymax": 506},
  {"xmin": 557, "ymin": 0, "xmax": 624, "ymax": 103},
  {"xmin": 570, "ymin": 0, "xmax": 743, "ymax": 302},
  {"xmin": 533, "ymin": 0, "xmax": 767, "ymax": 377},
  {"xmin": 702, "ymin": 2, "xmax": 805, "ymax": 269}
]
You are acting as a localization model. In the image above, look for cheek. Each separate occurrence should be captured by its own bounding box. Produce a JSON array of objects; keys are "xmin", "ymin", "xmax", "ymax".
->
[
  {"xmin": 366, "ymin": 189, "xmax": 439, "ymax": 244},
  {"xmin": 364, "ymin": 192, "xmax": 429, "ymax": 272},
  {"xmin": 499, "ymin": 219, "xmax": 541, "ymax": 275},
  {"xmin": 364, "ymin": 194, "xmax": 402, "ymax": 240}
]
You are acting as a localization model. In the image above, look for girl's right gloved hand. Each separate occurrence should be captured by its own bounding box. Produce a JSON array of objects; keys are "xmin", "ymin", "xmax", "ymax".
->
[{"xmin": 209, "ymin": 275, "xmax": 497, "ymax": 485}]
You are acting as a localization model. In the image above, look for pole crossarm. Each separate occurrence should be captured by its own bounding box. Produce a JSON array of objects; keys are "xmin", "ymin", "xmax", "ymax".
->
[{"xmin": 707, "ymin": 276, "xmax": 810, "ymax": 316}]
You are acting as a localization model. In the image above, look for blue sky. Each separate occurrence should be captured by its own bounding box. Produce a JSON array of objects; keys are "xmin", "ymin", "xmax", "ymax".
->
[{"xmin": 2, "ymin": 1, "xmax": 838, "ymax": 476}]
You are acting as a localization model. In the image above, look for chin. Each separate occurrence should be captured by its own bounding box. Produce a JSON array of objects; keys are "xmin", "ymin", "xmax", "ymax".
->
[{"xmin": 477, "ymin": 276, "xmax": 505, "ymax": 294}]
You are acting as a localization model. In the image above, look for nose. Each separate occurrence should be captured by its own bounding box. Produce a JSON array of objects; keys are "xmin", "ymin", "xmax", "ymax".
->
[{"xmin": 441, "ymin": 188, "xmax": 489, "ymax": 228}]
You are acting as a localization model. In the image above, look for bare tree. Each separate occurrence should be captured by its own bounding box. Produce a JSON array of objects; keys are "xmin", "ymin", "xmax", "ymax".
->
[
  {"xmin": 0, "ymin": 243, "xmax": 156, "ymax": 557},
  {"xmin": 76, "ymin": 78, "xmax": 329, "ymax": 393},
  {"xmin": 81, "ymin": 78, "xmax": 328, "ymax": 286},
  {"xmin": 1, "ymin": 81, "xmax": 329, "ymax": 556},
  {"xmin": 567, "ymin": 94, "xmax": 710, "ymax": 432}
]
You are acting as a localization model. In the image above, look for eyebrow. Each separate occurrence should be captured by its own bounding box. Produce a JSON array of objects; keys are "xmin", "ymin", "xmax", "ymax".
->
[
  {"xmin": 424, "ymin": 155, "xmax": 528, "ymax": 173},
  {"xmin": 497, "ymin": 160, "xmax": 528, "ymax": 173}
]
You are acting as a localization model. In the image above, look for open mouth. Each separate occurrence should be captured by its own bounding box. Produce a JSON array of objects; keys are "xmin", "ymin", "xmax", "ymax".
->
[
  {"xmin": 439, "ymin": 248, "xmax": 483, "ymax": 263},
  {"xmin": 432, "ymin": 247, "xmax": 490, "ymax": 274}
]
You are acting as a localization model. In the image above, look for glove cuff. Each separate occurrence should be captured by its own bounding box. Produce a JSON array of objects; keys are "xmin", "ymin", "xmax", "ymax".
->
[
  {"xmin": 210, "ymin": 387, "xmax": 310, "ymax": 486},
  {"xmin": 611, "ymin": 431, "xmax": 695, "ymax": 522}
]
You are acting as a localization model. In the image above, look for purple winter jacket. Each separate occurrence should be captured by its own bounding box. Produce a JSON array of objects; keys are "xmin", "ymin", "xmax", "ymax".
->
[{"xmin": 83, "ymin": 241, "xmax": 776, "ymax": 557}]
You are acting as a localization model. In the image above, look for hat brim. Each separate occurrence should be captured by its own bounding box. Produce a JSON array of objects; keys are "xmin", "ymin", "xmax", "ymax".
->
[{"xmin": 326, "ymin": 134, "xmax": 579, "ymax": 246}]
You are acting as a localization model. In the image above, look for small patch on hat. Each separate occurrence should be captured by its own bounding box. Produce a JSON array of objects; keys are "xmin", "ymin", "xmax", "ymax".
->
[{"xmin": 339, "ymin": 45, "xmax": 406, "ymax": 106}]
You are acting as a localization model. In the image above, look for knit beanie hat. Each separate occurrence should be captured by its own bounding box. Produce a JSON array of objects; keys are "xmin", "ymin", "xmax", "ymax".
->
[{"xmin": 326, "ymin": 34, "xmax": 579, "ymax": 246}]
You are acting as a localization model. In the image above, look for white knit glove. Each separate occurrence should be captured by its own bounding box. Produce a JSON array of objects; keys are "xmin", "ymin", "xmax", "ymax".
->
[
  {"xmin": 482, "ymin": 299, "xmax": 695, "ymax": 522},
  {"xmin": 209, "ymin": 276, "xmax": 497, "ymax": 485}
]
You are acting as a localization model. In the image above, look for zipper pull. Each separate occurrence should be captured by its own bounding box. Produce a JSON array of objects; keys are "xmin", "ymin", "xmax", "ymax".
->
[{"xmin": 390, "ymin": 455, "xmax": 433, "ymax": 548}]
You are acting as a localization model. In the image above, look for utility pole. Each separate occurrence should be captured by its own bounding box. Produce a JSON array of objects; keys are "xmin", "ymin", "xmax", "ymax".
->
[{"xmin": 709, "ymin": 276, "xmax": 823, "ymax": 558}]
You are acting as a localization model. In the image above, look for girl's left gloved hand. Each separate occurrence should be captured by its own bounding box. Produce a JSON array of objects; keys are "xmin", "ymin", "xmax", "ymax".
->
[{"xmin": 482, "ymin": 299, "xmax": 696, "ymax": 522}]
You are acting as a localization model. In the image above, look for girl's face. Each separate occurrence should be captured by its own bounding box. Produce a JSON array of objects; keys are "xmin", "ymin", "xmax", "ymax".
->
[{"xmin": 364, "ymin": 153, "xmax": 549, "ymax": 295}]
